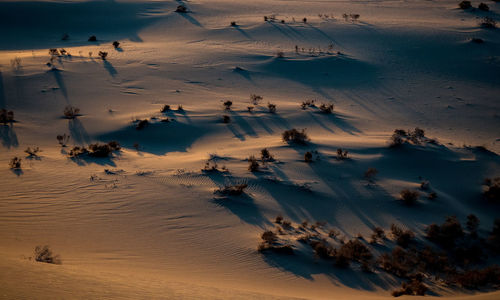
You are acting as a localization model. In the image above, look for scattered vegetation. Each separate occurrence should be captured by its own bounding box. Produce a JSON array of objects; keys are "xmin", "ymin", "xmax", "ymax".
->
[
  {"xmin": 136, "ymin": 119, "xmax": 149, "ymax": 130},
  {"xmin": 260, "ymin": 148, "xmax": 274, "ymax": 162},
  {"xmin": 68, "ymin": 141, "xmax": 120, "ymax": 158},
  {"xmin": 250, "ymin": 94, "xmax": 263, "ymax": 105},
  {"xmin": 392, "ymin": 277, "xmax": 427, "ymax": 297},
  {"xmin": 202, "ymin": 160, "xmax": 228, "ymax": 173},
  {"xmin": 161, "ymin": 104, "xmax": 171, "ymax": 113},
  {"xmin": 342, "ymin": 13, "xmax": 360, "ymax": 22},
  {"xmin": 478, "ymin": 2, "xmax": 489, "ymax": 11},
  {"xmin": 34, "ymin": 245, "xmax": 61, "ymax": 264},
  {"xmin": 391, "ymin": 224, "xmax": 415, "ymax": 248},
  {"xmin": 276, "ymin": 51, "xmax": 285, "ymax": 58},
  {"xmin": 390, "ymin": 128, "xmax": 429, "ymax": 147},
  {"xmin": 63, "ymin": 106, "xmax": 80, "ymax": 119},
  {"xmin": 282, "ymin": 128, "xmax": 309, "ymax": 145},
  {"xmin": 301, "ymin": 99, "xmax": 316, "ymax": 109},
  {"xmin": 364, "ymin": 168, "xmax": 378, "ymax": 181},
  {"xmin": 88, "ymin": 35, "xmax": 97, "ymax": 42},
  {"xmin": 258, "ymin": 230, "xmax": 294, "ymax": 255}
]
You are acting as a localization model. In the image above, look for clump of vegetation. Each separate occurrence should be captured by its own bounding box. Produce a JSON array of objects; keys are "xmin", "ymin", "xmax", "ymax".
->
[
  {"xmin": 9, "ymin": 157, "xmax": 21, "ymax": 169},
  {"xmin": 258, "ymin": 230, "xmax": 294, "ymax": 255},
  {"xmin": 426, "ymin": 216, "xmax": 464, "ymax": 248},
  {"xmin": 112, "ymin": 41, "xmax": 120, "ymax": 49},
  {"xmin": 68, "ymin": 141, "xmax": 120, "ymax": 158},
  {"xmin": 392, "ymin": 277, "xmax": 428, "ymax": 297},
  {"xmin": 0, "ymin": 109, "xmax": 15, "ymax": 124},
  {"xmin": 301, "ymin": 99, "xmax": 316, "ymax": 109},
  {"xmin": 390, "ymin": 127, "xmax": 428, "ymax": 147},
  {"xmin": 282, "ymin": 128, "xmax": 309, "ymax": 145},
  {"xmin": 215, "ymin": 184, "xmax": 248, "ymax": 196},
  {"xmin": 57, "ymin": 134, "xmax": 70, "ymax": 147},
  {"xmin": 304, "ymin": 151, "xmax": 313, "ymax": 162},
  {"xmin": 364, "ymin": 168, "xmax": 378, "ymax": 181},
  {"xmin": 25, "ymin": 147, "xmax": 41, "ymax": 157},
  {"xmin": 34, "ymin": 245, "xmax": 61, "ymax": 264},
  {"xmin": 467, "ymin": 214, "xmax": 480, "ymax": 238},
  {"xmin": 63, "ymin": 106, "xmax": 80, "ymax": 119},
  {"xmin": 161, "ymin": 104, "xmax": 171, "ymax": 113},
  {"xmin": 319, "ymin": 103, "xmax": 334, "ymax": 114},
  {"xmin": 177, "ymin": 105, "xmax": 184, "ymax": 111},
  {"xmin": 472, "ymin": 38, "xmax": 484, "ymax": 44},
  {"xmin": 391, "ymin": 224, "xmax": 415, "ymax": 248},
  {"xmin": 370, "ymin": 227, "xmax": 386, "ymax": 244},
  {"xmin": 342, "ymin": 13, "xmax": 360, "ymax": 22},
  {"xmin": 202, "ymin": 160, "xmax": 228, "ymax": 173},
  {"xmin": 175, "ymin": 5, "xmax": 187, "ymax": 13},
  {"xmin": 454, "ymin": 266, "xmax": 500, "ymax": 289},
  {"xmin": 488, "ymin": 219, "xmax": 500, "ymax": 251},
  {"xmin": 268, "ymin": 103, "xmax": 277, "ymax": 113},
  {"xmin": 222, "ymin": 115, "xmax": 231, "ymax": 123},
  {"xmin": 480, "ymin": 17, "xmax": 497, "ymax": 29},
  {"xmin": 248, "ymin": 155, "xmax": 260, "ymax": 172},
  {"xmin": 88, "ymin": 35, "xmax": 97, "ymax": 42},
  {"xmin": 250, "ymin": 94, "xmax": 263, "ymax": 105},
  {"xmin": 483, "ymin": 177, "xmax": 500, "ymax": 202},
  {"xmin": 336, "ymin": 148, "xmax": 348, "ymax": 160},
  {"xmin": 399, "ymin": 189, "xmax": 419, "ymax": 205},
  {"xmin": 276, "ymin": 51, "xmax": 285, "ymax": 58},
  {"xmin": 136, "ymin": 119, "xmax": 149, "ymax": 130},
  {"xmin": 459, "ymin": 1, "xmax": 472, "ymax": 9},
  {"xmin": 230, "ymin": 21, "xmax": 237, "ymax": 26},
  {"xmin": 98, "ymin": 51, "xmax": 108, "ymax": 60},
  {"xmin": 223, "ymin": 100, "xmax": 233, "ymax": 110},
  {"xmin": 478, "ymin": 2, "xmax": 489, "ymax": 11},
  {"xmin": 261, "ymin": 148, "xmax": 274, "ymax": 162}
]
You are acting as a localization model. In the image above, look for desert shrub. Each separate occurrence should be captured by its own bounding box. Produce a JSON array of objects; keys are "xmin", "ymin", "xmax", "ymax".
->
[
  {"xmin": 282, "ymin": 220, "xmax": 292, "ymax": 230},
  {"xmin": 488, "ymin": 219, "xmax": 500, "ymax": 251},
  {"xmin": 420, "ymin": 180, "xmax": 430, "ymax": 191},
  {"xmin": 471, "ymin": 38, "xmax": 484, "ymax": 44},
  {"xmin": 223, "ymin": 100, "xmax": 232, "ymax": 110},
  {"xmin": 408, "ymin": 127, "xmax": 425, "ymax": 144},
  {"xmin": 282, "ymin": 129, "xmax": 309, "ymax": 145},
  {"xmin": 478, "ymin": 3, "xmax": 489, "ymax": 11},
  {"xmin": 304, "ymin": 151, "xmax": 313, "ymax": 162},
  {"xmin": 275, "ymin": 215, "xmax": 283, "ymax": 224},
  {"xmin": 88, "ymin": 35, "xmax": 97, "ymax": 42},
  {"xmin": 459, "ymin": 1, "xmax": 472, "ymax": 9},
  {"xmin": 364, "ymin": 168, "xmax": 378, "ymax": 181},
  {"xmin": 261, "ymin": 148, "xmax": 274, "ymax": 162},
  {"xmin": 426, "ymin": 216, "xmax": 463, "ymax": 248},
  {"xmin": 378, "ymin": 246, "xmax": 416, "ymax": 277},
  {"xmin": 483, "ymin": 177, "xmax": 500, "ymax": 202},
  {"xmin": 339, "ymin": 239, "xmax": 372, "ymax": 262},
  {"xmin": 392, "ymin": 278, "xmax": 427, "ymax": 297},
  {"xmin": 98, "ymin": 51, "xmax": 108, "ymax": 60},
  {"xmin": 202, "ymin": 160, "xmax": 227, "ymax": 173},
  {"xmin": 247, "ymin": 106, "xmax": 254, "ymax": 112},
  {"xmin": 230, "ymin": 21, "xmax": 237, "ymax": 26},
  {"xmin": 399, "ymin": 189, "xmax": 419, "ymax": 205},
  {"xmin": 9, "ymin": 157, "xmax": 21, "ymax": 169},
  {"xmin": 175, "ymin": 5, "xmax": 187, "ymax": 13},
  {"xmin": 268, "ymin": 103, "xmax": 277, "ymax": 113},
  {"xmin": 248, "ymin": 155, "xmax": 260, "ymax": 172},
  {"xmin": 391, "ymin": 224, "xmax": 415, "ymax": 248},
  {"xmin": 301, "ymin": 99, "xmax": 316, "ymax": 109},
  {"xmin": 49, "ymin": 48, "xmax": 59, "ymax": 56},
  {"xmin": 112, "ymin": 41, "xmax": 120, "ymax": 48},
  {"xmin": 57, "ymin": 134, "xmax": 70, "ymax": 147},
  {"xmin": 222, "ymin": 115, "xmax": 231, "ymax": 123},
  {"xmin": 417, "ymin": 246, "xmax": 451, "ymax": 274},
  {"xmin": 311, "ymin": 240, "xmax": 334, "ymax": 259},
  {"xmin": 250, "ymin": 94, "xmax": 263, "ymax": 105},
  {"xmin": 336, "ymin": 148, "xmax": 348, "ymax": 160},
  {"xmin": 466, "ymin": 214, "xmax": 480, "ymax": 237},
  {"xmin": 0, "ymin": 109, "xmax": 14, "ymax": 124},
  {"xmin": 276, "ymin": 51, "xmax": 285, "ymax": 58},
  {"xmin": 328, "ymin": 229, "xmax": 339, "ymax": 238},
  {"xmin": 370, "ymin": 227, "xmax": 386, "ymax": 243},
  {"xmin": 25, "ymin": 147, "xmax": 41, "ymax": 157},
  {"xmin": 34, "ymin": 245, "xmax": 61, "ymax": 264},
  {"xmin": 61, "ymin": 33, "xmax": 69, "ymax": 40},
  {"xmin": 63, "ymin": 106, "xmax": 80, "ymax": 119},
  {"xmin": 390, "ymin": 128, "xmax": 427, "ymax": 147},
  {"xmin": 334, "ymin": 252, "xmax": 350, "ymax": 268},
  {"xmin": 302, "ymin": 17, "xmax": 307, "ymax": 23},
  {"xmin": 68, "ymin": 146, "xmax": 88, "ymax": 157},
  {"xmin": 88, "ymin": 142, "xmax": 120, "ymax": 157},
  {"xmin": 428, "ymin": 192, "xmax": 437, "ymax": 200},
  {"xmin": 480, "ymin": 17, "xmax": 497, "ymax": 28},
  {"xmin": 161, "ymin": 104, "xmax": 171, "ymax": 113},
  {"xmin": 215, "ymin": 184, "xmax": 248, "ymax": 196},
  {"xmin": 177, "ymin": 105, "xmax": 184, "ymax": 111},
  {"xmin": 390, "ymin": 129, "xmax": 407, "ymax": 147},
  {"xmin": 136, "ymin": 119, "xmax": 149, "ymax": 130},
  {"xmin": 319, "ymin": 103, "xmax": 334, "ymax": 114},
  {"xmin": 261, "ymin": 230, "xmax": 277, "ymax": 243},
  {"xmin": 454, "ymin": 266, "xmax": 500, "ymax": 289}
]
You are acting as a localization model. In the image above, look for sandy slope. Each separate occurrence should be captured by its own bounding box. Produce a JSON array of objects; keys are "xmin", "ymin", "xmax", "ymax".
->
[{"xmin": 1, "ymin": 0, "xmax": 499, "ymax": 298}]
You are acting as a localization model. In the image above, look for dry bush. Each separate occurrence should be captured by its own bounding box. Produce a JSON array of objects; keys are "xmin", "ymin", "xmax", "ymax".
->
[
  {"xmin": 63, "ymin": 106, "xmax": 80, "ymax": 119},
  {"xmin": 261, "ymin": 148, "xmax": 274, "ymax": 162},
  {"xmin": 177, "ymin": 105, "xmax": 184, "ymax": 111},
  {"xmin": 478, "ymin": 3, "xmax": 489, "ymax": 11},
  {"xmin": 304, "ymin": 151, "xmax": 313, "ymax": 162},
  {"xmin": 370, "ymin": 227, "xmax": 386, "ymax": 243},
  {"xmin": 230, "ymin": 21, "xmax": 237, "ymax": 26},
  {"xmin": 261, "ymin": 230, "xmax": 277, "ymax": 243},
  {"xmin": 0, "ymin": 109, "xmax": 14, "ymax": 124},
  {"xmin": 483, "ymin": 177, "xmax": 500, "ymax": 202},
  {"xmin": 459, "ymin": 1, "xmax": 472, "ymax": 9},
  {"xmin": 488, "ymin": 219, "xmax": 500, "ymax": 251},
  {"xmin": 276, "ymin": 51, "xmax": 284, "ymax": 58},
  {"xmin": 223, "ymin": 100, "xmax": 232, "ymax": 110},
  {"xmin": 98, "ymin": 51, "xmax": 108, "ymax": 60},
  {"xmin": 34, "ymin": 245, "xmax": 61, "ymax": 264},
  {"xmin": 364, "ymin": 168, "xmax": 378, "ymax": 181},
  {"xmin": 319, "ymin": 103, "xmax": 334, "ymax": 114},
  {"xmin": 282, "ymin": 220, "xmax": 293, "ymax": 230},
  {"xmin": 202, "ymin": 160, "xmax": 228, "ymax": 173},
  {"xmin": 378, "ymin": 246, "xmax": 416, "ymax": 277},
  {"xmin": 301, "ymin": 99, "xmax": 316, "ymax": 109},
  {"xmin": 112, "ymin": 41, "xmax": 120, "ymax": 49},
  {"xmin": 9, "ymin": 157, "xmax": 21, "ymax": 169},
  {"xmin": 222, "ymin": 115, "xmax": 231, "ymax": 123},
  {"xmin": 282, "ymin": 128, "xmax": 309, "ymax": 145},
  {"xmin": 175, "ymin": 5, "xmax": 187, "ymax": 13},
  {"xmin": 454, "ymin": 266, "xmax": 500, "ymax": 289},
  {"xmin": 57, "ymin": 134, "xmax": 70, "ymax": 147},
  {"xmin": 338, "ymin": 239, "xmax": 372, "ymax": 262},
  {"xmin": 69, "ymin": 146, "xmax": 88, "ymax": 157},
  {"xmin": 88, "ymin": 35, "xmax": 97, "ymax": 42},
  {"xmin": 426, "ymin": 216, "xmax": 464, "ymax": 248},
  {"xmin": 268, "ymin": 103, "xmax": 277, "ymax": 113},
  {"xmin": 275, "ymin": 215, "xmax": 283, "ymax": 224},
  {"xmin": 392, "ymin": 278, "xmax": 427, "ymax": 297},
  {"xmin": 466, "ymin": 214, "xmax": 480, "ymax": 237},
  {"xmin": 250, "ymin": 94, "xmax": 263, "ymax": 105},
  {"xmin": 336, "ymin": 148, "xmax": 348, "ymax": 160},
  {"xmin": 399, "ymin": 189, "xmax": 419, "ymax": 205},
  {"xmin": 310, "ymin": 240, "xmax": 334, "ymax": 259},
  {"xmin": 25, "ymin": 147, "xmax": 41, "ymax": 157},
  {"xmin": 248, "ymin": 155, "xmax": 260, "ymax": 172},
  {"xmin": 88, "ymin": 142, "xmax": 120, "ymax": 158},
  {"xmin": 480, "ymin": 17, "xmax": 497, "ymax": 29},
  {"xmin": 391, "ymin": 224, "xmax": 415, "ymax": 248},
  {"xmin": 136, "ymin": 119, "xmax": 149, "ymax": 130},
  {"xmin": 215, "ymin": 184, "xmax": 248, "ymax": 196},
  {"xmin": 390, "ymin": 128, "xmax": 426, "ymax": 147},
  {"xmin": 161, "ymin": 104, "xmax": 171, "ymax": 113}
]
